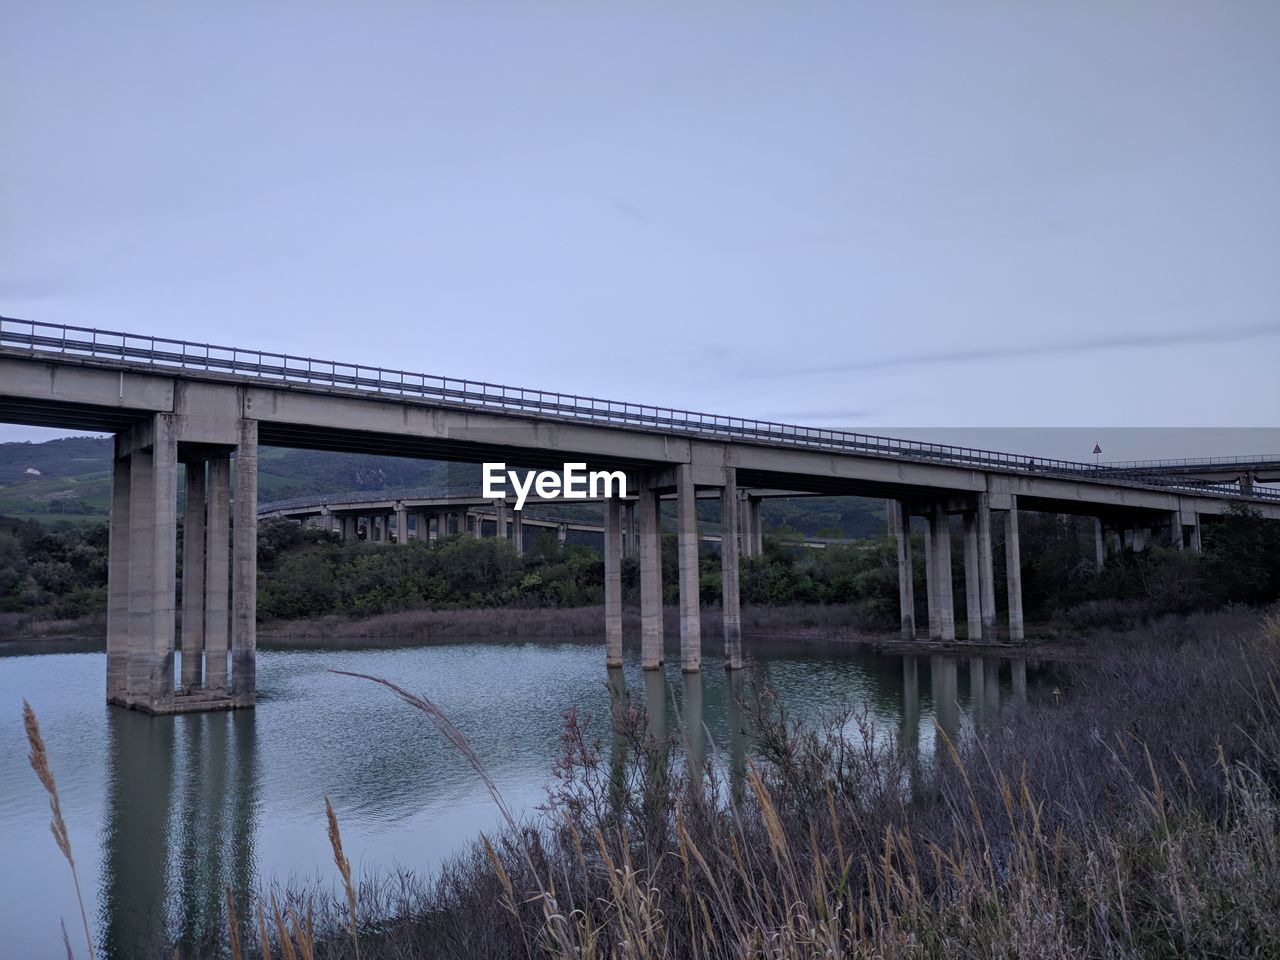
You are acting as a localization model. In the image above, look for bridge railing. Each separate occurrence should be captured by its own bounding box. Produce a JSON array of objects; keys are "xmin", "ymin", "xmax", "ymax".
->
[{"xmin": 4, "ymin": 316, "xmax": 1277, "ymax": 501}]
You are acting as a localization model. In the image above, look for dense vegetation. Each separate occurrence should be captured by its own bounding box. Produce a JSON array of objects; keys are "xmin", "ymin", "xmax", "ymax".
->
[{"xmin": 3, "ymin": 503, "xmax": 1279, "ymax": 635}]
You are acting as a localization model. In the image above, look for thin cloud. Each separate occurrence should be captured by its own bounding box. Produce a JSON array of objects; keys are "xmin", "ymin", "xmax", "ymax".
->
[{"xmin": 749, "ymin": 322, "xmax": 1280, "ymax": 377}]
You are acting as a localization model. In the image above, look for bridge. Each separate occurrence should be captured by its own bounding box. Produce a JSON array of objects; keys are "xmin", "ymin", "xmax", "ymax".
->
[
  {"xmin": 1104, "ymin": 456, "xmax": 1280, "ymax": 491},
  {"xmin": 3, "ymin": 316, "xmax": 1278, "ymax": 714},
  {"xmin": 257, "ymin": 488, "xmax": 859, "ymax": 551}
]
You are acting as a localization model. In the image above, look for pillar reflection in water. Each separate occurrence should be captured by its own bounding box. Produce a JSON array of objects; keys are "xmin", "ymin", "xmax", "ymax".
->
[
  {"xmin": 968, "ymin": 657, "xmax": 986, "ymax": 727},
  {"xmin": 726, "ymin": 669, "xmax": 746, "ymax": 807},
  {"xmin": 643, "ymin": 668, "xmax": 667, "ymax": 747},
  {"xmin": 900, "ymin": 656, "xmax": 920, "ymax": 756},
  {"xmin": 984, "ymin": 658, "xmax": 1001, "ymax": 715},
  {"xmin": 606, "ymin": 666, "xmax": 629, "ymax": 808},
  {"xmin": 99, "ymin": 709, "xmax": 259, "ymax": 958},
  {"xmin": 929, "ymin": 655, "xmax": 959, "ymax": 757},
  {"xmin": 681, "ymin": 672, "xmax": 705, "ymax": 788},
  {"xmin": 1011, "ymin": 659, "xmax": 1027, "ymax": 705}
]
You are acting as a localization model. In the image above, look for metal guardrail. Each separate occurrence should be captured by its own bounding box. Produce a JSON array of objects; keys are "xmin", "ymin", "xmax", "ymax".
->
[
  {"xmin": 3, "ymin": 316, "xmax": 1277, "ymax": 501},
  {"xmin": 1103, "ymin": 455, "xmax": 1280, "ymax": 470}
]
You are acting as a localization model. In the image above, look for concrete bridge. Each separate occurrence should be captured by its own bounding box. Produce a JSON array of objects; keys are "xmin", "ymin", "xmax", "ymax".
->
[
  {"xmin": 3, "ymin": 317, "xmax": 1278, "ymax": 714},
  {"xmin": 1104, "ymin": 456, "xmax": 1280, "ymax": 492},
  {"xmin": 257, "ymin": 489, "xmax": 858, "ymax": 552}
]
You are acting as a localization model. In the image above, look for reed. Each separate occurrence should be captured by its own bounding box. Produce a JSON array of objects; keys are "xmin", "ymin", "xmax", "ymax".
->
[{"xmin": 23, "ymin": 699, "xmax": 95, "ymax": 960}]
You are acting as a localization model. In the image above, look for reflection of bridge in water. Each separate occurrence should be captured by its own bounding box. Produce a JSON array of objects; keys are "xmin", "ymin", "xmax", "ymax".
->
[{"xmin": 87, "ymin": 644, "xmax": 1033, "ymax": 954}]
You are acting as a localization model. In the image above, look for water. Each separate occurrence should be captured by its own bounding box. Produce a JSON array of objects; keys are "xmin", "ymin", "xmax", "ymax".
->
[{"xmin": 0, "ymin": 637, "xmax": 1037, "ymax": 958}]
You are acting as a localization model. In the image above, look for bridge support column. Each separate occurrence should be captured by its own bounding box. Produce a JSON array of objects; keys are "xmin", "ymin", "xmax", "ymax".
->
[
  {"xmin": 106, "ymin": 443, "xmax": 131, "ymax": 703},
  {"xmin": 893, "ymin": 501, "xmax": 915, "ymax": 640},
  {"xmin": 922, "ymin": 520, "xmax": 937, "ymax": 635},
  {"xmin": 1094, "ymin": 519, "xmax": 1106, "ymax": 571},
  {"xmin": 394, "ymin": 504, "xmax": 407, "ymax": 545},
  {"xmin": 1188, "ymin": 517, "xmax": 1202, "ymax": 553},
  {"xmin": 205, "ymin": 454, "xmax": 231, "ymax": 692},
  {"xmin": 963, "ymin": 511, "xmax": 982, "ymax": 641},
  {"xmin": 437, "ymin": 510, "xmax": 449, "ymax": 540},
  {"xmin": 1004, "ymin": 497, "xmax": 1024, "ymax": 642},
  {"xmin": 231, "ymin": 421, "xmax": 258, "ymax": 707},
  {"xmin": 1168, "ymin": 510, "xmax": 1183, "ymax": 549},
  {"xmin": 721, "ymin": 468, "xmax": 743, "ymax": 669},
  {"xmin": 341, "ymin": 515, "xmax": 356, "ymax": 540},
  {"xmin": 638, "ymin": 479, "xmax": 664, "ymax": 669},
  {"xmin": 472, "ymin": 512, "xmax": 483, "ymax": 539},
  {"xmin": 676, "ymin": 464, "xmax": 701, "ymax": 672},
  {"xmin": 927, "ymin": 504, "xmax": 955, "ymax": 641},
  {"xmin": 181, "ymin": 458, "xmax": 207, "ymax": 690},
  {"xmin": 125, "ymin": 414, "xmax": 179, "ymax": 712},
  {"xmin": 512, "ymin": 510, "xmax": 524, "ymax": 557},
  {"xmin": 604, "ymin": 498, "xmax": 623, "ymax": 667},
  {"xmin": 557, "ymin": 522, "xmax": 568, "ymax": 545},
  {"xmin": 749, "ymin": 496, "xmax": 763, "ymax": 555},
  {"xmin": 493, "ymin": 499, "xmax": 507, "ymax": 542},
  {"xmin": 624, "ymin": 502, "xmax": 638, "ymax": 557},
  {"xmin": 977, "ymin": 495, "xmax": 997, "ymax": 639}
]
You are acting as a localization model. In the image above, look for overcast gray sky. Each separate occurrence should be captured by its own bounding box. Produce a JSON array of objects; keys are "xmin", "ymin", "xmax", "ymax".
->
[{"xmin": 2, "ymin": 2, "xmax": 1277, "ymax": 458}]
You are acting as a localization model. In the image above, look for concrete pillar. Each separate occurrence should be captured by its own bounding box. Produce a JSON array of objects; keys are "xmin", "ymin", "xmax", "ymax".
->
[
  {"xmin": 437, "ymin": 510, "xmax": 450, "ymax": 540},
  {"xmin": 929, "ymin": 504, "xmax": 955, "ymax": 641},
  {"xmin": 738, "ymin": 491, "xmax": 752, "ymax": 558},
  {"xmin": 181, "ymin": 459, "xmax": 207, "ymax": 690},
  {"xmin": 150, "ymin": 416, "xmax": 179, "ymax": 710},
  {"xmin": 557, "ymin": 523, "xmax": 568, "ymax": 545},
  {"xmin": 205, "ymin": 454, "xmax": 231, "ymax": 692},
  {"xmin": 1189, "ymin": 518, "xmax": 1202, "ymax": 553},
  {"xmin": 106, "ymin": 446, "xmax": 131, "ymax": 703},
  {"xmin": 676, "ymin": 464, "xmax": 701, "ymax": 672},
  {"xmin": 604, "ymin": 498, "xmax": 623, "ymax": 667},
  {"xmin": 472, "ymin": 512, "xmax": 483, "ymax": 539},
  {"xmin": 624, "ymin": 502, "xmax": 638, "ymax": 557},
  {"xmin": 749, "ymin": 496, "xmax": 763, "ymax": 555},
  {"xmin": 922, "ymin": 520, "xmax": 937, "ymax": 636},
  {"xmin": 721, "ymin": 468, "xmax": 743, "ymax": 670},
  {"xmin": 1004, "ymin": 498, "xmax": 1024, "ymax": 642},
  {"xmin": 1132, "ymin": 527, "xmax": 1147, "ymax": 553},
  {"xmin": 1094, "ymin": 519, "xmax": 1106, "ymax": 571},
  {"xmin": 977, "ymin": 495, "xmax": 997, "ymax": 640},
  {"xmin": 493, "ymin": 499, "xmax": 507, "ymax": 542},
  {"xmin": 231, "ymin": 420, "xmax": 257, "ymax": 706},
  {"xmin": 511, "ymin": 509, "xmax": 524, "ymax": 557},
  {"xmin": 1169, "ymin": 510, "xmax": 1183, "ymax": 549},
  {"xmin": 394, "ymin": 505, "xmax": 407, "ymax": 545},
  {"xmin": 885, "ymin": 499, "xmax": 898, "ymax": 538},
  {"xmin": 638, "ymin": 480, "xmax": 664, "ymax": 669},
  {"xmin": 1241, "ymin": 474, "xmax": 1254, "ymax": 495},
  {"xmin": 128, "ymin": 415, "xmax": 178, "ymax": 712},
  {"xmin": 893, "ymin": 501, "xmax": 915, "ymax": 640},
  {"xmin": 963, "ymin": 511, "xmax": 982, "ymax": 641}
]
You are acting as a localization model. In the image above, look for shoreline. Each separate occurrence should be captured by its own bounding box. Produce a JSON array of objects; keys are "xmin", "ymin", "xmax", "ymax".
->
[{"xmin": 1, "ymin": 603, "xmax": 1082, "ymax": 660}]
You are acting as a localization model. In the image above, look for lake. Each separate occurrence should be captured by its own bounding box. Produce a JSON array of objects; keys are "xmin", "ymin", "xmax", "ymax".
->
[{"xmin": 0, "ymin": 637, "xmax": 1037, "ymax": 958}]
